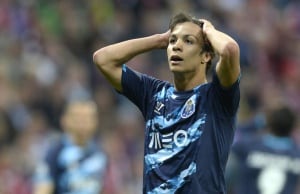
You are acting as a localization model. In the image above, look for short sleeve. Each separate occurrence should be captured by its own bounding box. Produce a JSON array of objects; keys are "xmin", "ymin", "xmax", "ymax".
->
[
  {"xmin": 121, "ymin": 65, "xmax": 167, "ymax": 117},
  {"xmin": 210, "ymin": 72, "xmax": 241, "ymax": 117}
]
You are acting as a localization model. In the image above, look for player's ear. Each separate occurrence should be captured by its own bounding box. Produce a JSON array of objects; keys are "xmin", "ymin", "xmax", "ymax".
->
[{"xmin": 200, "ymin": 51, "xmax": 211, "ymax": 64}]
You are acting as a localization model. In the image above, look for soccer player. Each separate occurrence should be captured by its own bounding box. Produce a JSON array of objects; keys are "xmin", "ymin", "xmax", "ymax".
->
[
  {"xmin": 33, "ymin": 100, "xmax": 108, "ymax": 194},
  {"xmin": 227, "ymin": 105, "xmax": 300, "ymax": 194},
  {"xmin": 93, "ymin": 12, "xmax": 240, "ymax": 194}
]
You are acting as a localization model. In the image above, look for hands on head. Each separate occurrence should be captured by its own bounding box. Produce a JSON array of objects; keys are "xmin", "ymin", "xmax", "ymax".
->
[
  {"xmin": 159, "ymin": 18, "xmax": 216, "ymax": 51},
  {"xmin": 199, "ymin": 19, "xmax": 215, "ymax": 35},
  {"xmin": 158, "ymin": 30, "xmax": 171, "ymax": 49}
]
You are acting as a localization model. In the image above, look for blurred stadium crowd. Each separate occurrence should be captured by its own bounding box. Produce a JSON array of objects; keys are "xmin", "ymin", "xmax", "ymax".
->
[{"xmin": 0, "ymin": 0, "xmax": 299, "ymax": 193}]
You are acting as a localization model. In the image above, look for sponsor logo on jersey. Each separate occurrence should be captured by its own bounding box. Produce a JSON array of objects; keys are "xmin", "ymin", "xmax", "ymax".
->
[{"xmin": 148, "ymin": 130, "xmax": 188, "ymax": 149}]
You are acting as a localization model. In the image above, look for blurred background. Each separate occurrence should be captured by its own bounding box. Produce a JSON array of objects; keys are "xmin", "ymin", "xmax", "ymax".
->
[{"xmin": 0, "ymin": 0, "xmax": 299, "ymax": 193}]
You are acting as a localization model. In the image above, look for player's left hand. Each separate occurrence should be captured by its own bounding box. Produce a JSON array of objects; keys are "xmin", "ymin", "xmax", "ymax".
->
[{"xmin": 199, "ymin": 19, "xmax": 215, "ymax": 35}]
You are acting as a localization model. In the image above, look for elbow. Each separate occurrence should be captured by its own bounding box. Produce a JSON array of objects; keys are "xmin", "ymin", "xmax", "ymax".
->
[
  {"xmin": 93, "ymin": 48, "xmax": 123, "ymax": 71},
  {"xmin": 221, "ymin": 41, "xmax": 240, "ymax": 58},
  {"xmin": 93, "ymin": 49, "xmax": 105, "ymax": 69},
  {"xmin": 92, "ymin": 50, "xmax": 98, "ymax": 64}
]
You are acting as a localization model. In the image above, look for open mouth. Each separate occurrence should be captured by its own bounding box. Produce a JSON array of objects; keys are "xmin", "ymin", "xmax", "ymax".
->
[{"xmin": 170, "ymin": 55, "xmax": 183, "ymax": 62}]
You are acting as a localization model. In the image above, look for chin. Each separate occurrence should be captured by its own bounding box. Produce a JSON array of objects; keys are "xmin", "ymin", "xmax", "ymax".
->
[
  {"xmin": 169, "ymin": 66, "xmax": 185, "ymax": 73},
  {"xmin": 169, "ymin": 64, "xmax": 179, "ymax": 70}
]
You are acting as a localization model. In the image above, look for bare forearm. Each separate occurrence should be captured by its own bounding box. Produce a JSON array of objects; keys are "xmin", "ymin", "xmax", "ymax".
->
[
  {"xmin": 212, "ymin": 29, "xmax": 240, "ymax": 87},
  {"xmin": 205, "ymin": 28, "xmax": 239, "ymax": 57},
  {"xmin": 92, "ymin": 31, "xmax": 169, "ymax": 91},
  {"xmin": 93, "ymin": 34, "xmax": 167, "ymax": 69},
  {"xmin": 201, "ymin": 19, "xmax": 240, "ymax": 87},
  {"xmin": 33, "ymin": 183, "xmax": 53, "ymax": 194}
]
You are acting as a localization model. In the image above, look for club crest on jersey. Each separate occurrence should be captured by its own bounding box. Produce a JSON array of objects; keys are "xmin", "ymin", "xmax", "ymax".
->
[{"xmin": 181, "ymin": 98, "xmax": 195, "ymax": 118}]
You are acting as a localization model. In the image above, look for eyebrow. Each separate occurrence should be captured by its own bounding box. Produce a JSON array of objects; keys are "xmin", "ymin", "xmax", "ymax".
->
[{"xmin": 170, "ymin": 33, "xmax": 201, "ymax": 42}]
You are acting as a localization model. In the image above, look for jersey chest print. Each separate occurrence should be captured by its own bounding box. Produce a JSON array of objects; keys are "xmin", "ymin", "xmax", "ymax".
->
[{"xmin": 145, "ymin": 87, "xmax": 206, "ymax": 171}]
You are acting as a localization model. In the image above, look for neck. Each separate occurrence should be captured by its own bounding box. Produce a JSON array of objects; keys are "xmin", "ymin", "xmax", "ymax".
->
[{"xmin": 173, "ymin": 72, "xmax": 207, "ymax": 91}]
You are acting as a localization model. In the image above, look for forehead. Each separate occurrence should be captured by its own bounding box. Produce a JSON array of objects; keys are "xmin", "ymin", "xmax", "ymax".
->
[{"xmin": 171, "ymin": 22, "xmax": 201, "ymax": 37}]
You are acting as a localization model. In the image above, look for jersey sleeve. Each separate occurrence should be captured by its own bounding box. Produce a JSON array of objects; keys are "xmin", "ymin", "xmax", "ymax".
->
[
  {"xmin": 210, "ymin": 71, "xmax": 241, "ymax": 117},
  {"xmin": 120, "ymin": 65, "xmax": 165, "ymax": 118}
]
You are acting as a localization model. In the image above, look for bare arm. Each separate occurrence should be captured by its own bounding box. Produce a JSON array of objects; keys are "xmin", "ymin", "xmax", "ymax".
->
[
  {"xmin": 201, "ymin": 19, "xmax": 240, "ymax": 87},
  {"xmin": 93, "ymin": 31, "xmax": 170, "ymax": 92},
  {"xmin": 33, "ymin": 183, "xmax": 53, "ymax": 194}
]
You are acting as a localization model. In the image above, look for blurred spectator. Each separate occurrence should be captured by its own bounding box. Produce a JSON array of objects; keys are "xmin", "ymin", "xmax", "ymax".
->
[{"xmin": 0, "ymin": 109, "xmax": 16, "ymax": 147}]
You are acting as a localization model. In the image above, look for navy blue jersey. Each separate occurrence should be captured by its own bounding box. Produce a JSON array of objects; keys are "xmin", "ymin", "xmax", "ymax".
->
[
  {"xmin": 121, "ymin": 65, "xmax": 240, "ymax": 194},
  {"xmin": 34, "ymin": 135, "xmax": 107, "ymax": 194},
  {"xmin": 231, "ymin": 134, "xmax": 300, "ymax": 194}
]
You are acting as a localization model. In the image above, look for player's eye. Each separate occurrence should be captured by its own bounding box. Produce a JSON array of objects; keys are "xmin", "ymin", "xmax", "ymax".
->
[
  {"xmin": 169, "ymin": 38, "xmax": 176, "ymax": 44},
  {"xmin": 185, "ymin": 38, "xmax": 193, "ymax": 44}
]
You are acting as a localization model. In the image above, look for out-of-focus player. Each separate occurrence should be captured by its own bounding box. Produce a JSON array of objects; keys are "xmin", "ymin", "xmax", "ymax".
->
[
  {"xmin": 227, "ymin": 104, "xmax": 300, "ymax": 194},
  {"xmin": 33, "ymin": 100, "xmax": 107, "ymax": 194}
]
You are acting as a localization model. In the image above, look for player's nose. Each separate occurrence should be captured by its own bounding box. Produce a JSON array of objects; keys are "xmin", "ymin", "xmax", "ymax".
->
[{"xmin": 172, "ymin": 40, "xmax": 183, "ymax": 51}]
